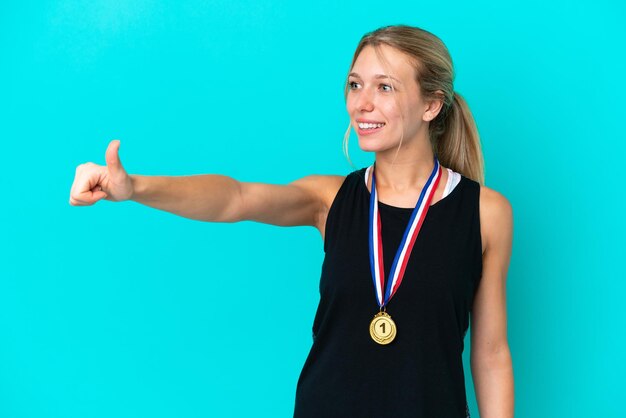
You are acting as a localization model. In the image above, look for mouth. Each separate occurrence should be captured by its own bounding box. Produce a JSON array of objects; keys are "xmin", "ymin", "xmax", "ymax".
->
[{"xmin": 356, "ymin": 121, "xmax": 386, "ymax": 136}]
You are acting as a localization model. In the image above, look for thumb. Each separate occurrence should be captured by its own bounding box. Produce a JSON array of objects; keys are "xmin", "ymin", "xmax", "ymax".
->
[
  {"xmin": 94, "ymin": 190, "xmax": 108, "ymax": 201},
  {"xmin": 105, "ymin": 139, "xmax": 126, "ymax": 175}
]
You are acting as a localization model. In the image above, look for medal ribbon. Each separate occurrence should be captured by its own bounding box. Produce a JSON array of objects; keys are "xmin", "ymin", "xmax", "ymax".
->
[{"xmin": 368, "ymin": 155, "xmax": 443, "ymax": 308}]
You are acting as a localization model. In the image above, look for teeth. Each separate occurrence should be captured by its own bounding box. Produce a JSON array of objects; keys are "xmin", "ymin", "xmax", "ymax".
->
[{"xmin": 358, "ymin": 122, "xmax": 385, "ymax": 129}]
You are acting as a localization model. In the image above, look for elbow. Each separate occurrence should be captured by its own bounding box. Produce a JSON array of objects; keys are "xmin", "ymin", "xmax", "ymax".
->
[
  {"xmin": 214, "ymin": 178, "xmax": 246, "ymax": 223},
  {"xmin": 471, "ymin": 344, "xmax": 513, "ymax": 369}
]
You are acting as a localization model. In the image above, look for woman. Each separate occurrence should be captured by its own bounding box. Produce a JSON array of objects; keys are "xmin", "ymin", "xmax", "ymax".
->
[{"xmin": 69, "ymin": 25, "xmax": 514, "ymax": 418}]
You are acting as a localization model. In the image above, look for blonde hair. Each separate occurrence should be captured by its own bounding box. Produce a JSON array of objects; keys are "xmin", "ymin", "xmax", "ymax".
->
[{"xmin": 342, "ymin": 24, "xmax": 485, "ymax": 185}]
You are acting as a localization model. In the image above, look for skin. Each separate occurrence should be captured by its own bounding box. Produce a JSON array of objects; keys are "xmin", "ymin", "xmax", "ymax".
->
[{"xmin": 69, "ymin": 42, "xmax": 514, "ymax": 418}]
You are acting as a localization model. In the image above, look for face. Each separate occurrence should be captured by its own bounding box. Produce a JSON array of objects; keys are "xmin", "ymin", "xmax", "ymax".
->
[{"xmin": 346, "ymin": 44, "xmax": 440, "ymax": 154}]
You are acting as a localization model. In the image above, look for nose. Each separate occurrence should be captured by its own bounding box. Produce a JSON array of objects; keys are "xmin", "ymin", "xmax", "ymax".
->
[{"xmin": 354, "ymin": 88, "xmax": 375, "ymax": 112}]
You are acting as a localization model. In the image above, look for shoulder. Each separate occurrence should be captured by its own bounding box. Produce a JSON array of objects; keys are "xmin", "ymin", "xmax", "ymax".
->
[
  {"xmin": 289, "ymin": 174, "xmax": 348, "ymax": 237},
  {"xmin": 478, "ymin": 184, "xmax": 513, "ymax": 254},
  {"xmin": 290, "ymin": 173, "xmax": 348, "ymax": 210},
  {"xmin": 479, "ymin": 184, "xmax": 513, "ymax": 218}
]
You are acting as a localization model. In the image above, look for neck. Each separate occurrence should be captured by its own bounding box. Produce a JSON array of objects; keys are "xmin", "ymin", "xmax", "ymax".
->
[{"xmin": 373, "ymin": 142, "xmax": 436, "ymax": 192}]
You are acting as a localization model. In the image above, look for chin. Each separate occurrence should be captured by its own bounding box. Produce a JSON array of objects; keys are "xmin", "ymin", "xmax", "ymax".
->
[
  {"xmin": 356, "ymin": 142, "xmax": 378, "ymax": 153},
  {"xmin": 356, "ymin": 137, "xmax": 394, "ymax": 153}
]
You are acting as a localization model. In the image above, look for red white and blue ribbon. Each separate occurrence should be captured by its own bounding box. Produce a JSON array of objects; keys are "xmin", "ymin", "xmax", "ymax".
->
[{"xmin": 368, "ymin": 155, "xmax": 443, "ymax": 308}]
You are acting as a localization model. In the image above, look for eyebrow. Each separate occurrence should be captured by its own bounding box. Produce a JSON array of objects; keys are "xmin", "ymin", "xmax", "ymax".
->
[{"xmin": 348, "ymin": 72, "xmax": 403, "ymax": 84}]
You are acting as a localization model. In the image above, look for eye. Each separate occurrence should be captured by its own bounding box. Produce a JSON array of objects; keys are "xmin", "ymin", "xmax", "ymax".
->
[{"xmin": 347, "ymin": 80, "xmax": 393, "ymax": 92}]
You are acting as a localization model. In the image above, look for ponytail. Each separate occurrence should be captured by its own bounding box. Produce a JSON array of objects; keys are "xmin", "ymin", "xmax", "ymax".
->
[{"xmin": 432, "ymin": 91, "xmax": 485, "ymax": 185}]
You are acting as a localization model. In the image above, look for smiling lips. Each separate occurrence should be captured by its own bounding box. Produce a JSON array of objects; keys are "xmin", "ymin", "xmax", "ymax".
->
[{"xmin": 356, "ymin": 119, "xmax": 386, "ymax": 135}]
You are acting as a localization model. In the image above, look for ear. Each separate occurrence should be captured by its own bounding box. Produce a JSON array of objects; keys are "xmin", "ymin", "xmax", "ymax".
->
[{"xmin": 423, "ymin": 90, "xmax": 445, "ymax": 122}]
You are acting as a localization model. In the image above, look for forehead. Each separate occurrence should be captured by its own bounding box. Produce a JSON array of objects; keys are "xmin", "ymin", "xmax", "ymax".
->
[{"xmin": 351, "ymin": 44, "xmax": 416, "ymax": 81}]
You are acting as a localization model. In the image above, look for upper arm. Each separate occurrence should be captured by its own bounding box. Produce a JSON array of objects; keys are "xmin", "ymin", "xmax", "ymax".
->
[
  {"xmin": 470, "ymin": 185, "xmax": 514, "ymax": 362},
  {"xmin": 236, "ymin": 175, "xmax": 345, "ymax": 233}
]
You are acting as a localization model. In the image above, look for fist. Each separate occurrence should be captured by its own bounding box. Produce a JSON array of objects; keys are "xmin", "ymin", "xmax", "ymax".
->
[{"xmin": 69, "ymin": 139, "xmax": 134, "ymax": 206}]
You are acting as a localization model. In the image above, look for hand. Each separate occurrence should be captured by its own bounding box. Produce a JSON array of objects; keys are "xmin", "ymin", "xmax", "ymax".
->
[{"xmin": 69, "ymin": 139, "xmax": 134, "ymax": 206}]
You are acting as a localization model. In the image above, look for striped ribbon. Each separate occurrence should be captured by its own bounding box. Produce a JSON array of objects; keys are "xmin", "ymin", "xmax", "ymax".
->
[{"xmin": 368, "ymin": 155, "xmax": 443, "ymax": 307}]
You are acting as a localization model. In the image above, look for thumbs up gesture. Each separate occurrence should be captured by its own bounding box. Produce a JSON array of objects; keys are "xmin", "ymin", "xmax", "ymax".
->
[{"xmin": 69, "ymin": 139, "xmax": 134, "ymax": 206}]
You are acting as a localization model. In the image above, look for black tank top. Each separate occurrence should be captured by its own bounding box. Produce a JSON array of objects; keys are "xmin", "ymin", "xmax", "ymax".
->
[{"xmin": 293, "ymin": 167, "xmax": 482, "ymax": 418}]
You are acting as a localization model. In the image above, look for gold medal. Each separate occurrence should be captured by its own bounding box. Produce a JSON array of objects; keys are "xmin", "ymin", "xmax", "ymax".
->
[{"xmin": 369, "ymin": 310, "xmax": 396, "ymax": 345}]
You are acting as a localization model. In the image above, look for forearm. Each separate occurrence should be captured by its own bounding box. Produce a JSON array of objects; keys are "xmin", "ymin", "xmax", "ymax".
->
[
  {"xmin": 129, "ymin": 174, "xmax": 242, "ymax": 222},
  {"xmin": 471, "ymin": 348, "xmax": 515, "ymax": 418}
]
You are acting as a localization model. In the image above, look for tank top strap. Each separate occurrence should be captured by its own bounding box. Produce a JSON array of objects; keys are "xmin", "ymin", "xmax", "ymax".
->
[{"xmin": 323, "ymin": 168, "xmax": 369, "ymax": 254}]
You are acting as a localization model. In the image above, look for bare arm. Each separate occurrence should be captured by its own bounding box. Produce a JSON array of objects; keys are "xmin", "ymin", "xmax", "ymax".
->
[
  {"xmin": 129, "ymin": 173, "xmax": 344, "ymax": 228},
  {"xmin": 470, "ymin": 185, "xmax": 515, "ymax": 418},
  {"xmin": 70, "ymin": 140, "xmax": 345, "ymax": 234},
  {"xmin": 129, "ymin": 173, "xmax": 243, "ymax": 223}
]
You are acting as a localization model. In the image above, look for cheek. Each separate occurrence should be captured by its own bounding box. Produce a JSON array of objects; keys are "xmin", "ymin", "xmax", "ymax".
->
[
  {"xmin": 345, "ymin": 97, "xmax": 357, "ymax": 116},
  {"xmin": 379, "ymin": 103, "xmax": 404, "ymax": 125},
  {"xmin": 345, "ymin": 98, "xmax": 354, "ymax": 113}
]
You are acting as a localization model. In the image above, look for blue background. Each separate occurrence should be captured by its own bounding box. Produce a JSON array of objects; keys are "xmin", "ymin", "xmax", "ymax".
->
[{"xmin": 1, "ymin": 1, "xmax": 624, "ymax": 417}]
